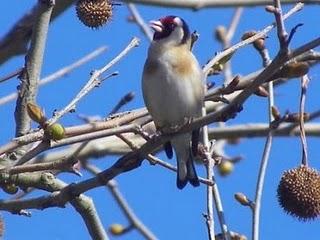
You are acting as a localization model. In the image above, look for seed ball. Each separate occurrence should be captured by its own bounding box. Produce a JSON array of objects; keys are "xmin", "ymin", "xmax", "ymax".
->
[
  {"xmin": 277, "ymin": 165, "xmax": 320, "ymax": 220},
  {"xmin": 76, "ymin": 0, "xmax": 113, "ymax": 28}
]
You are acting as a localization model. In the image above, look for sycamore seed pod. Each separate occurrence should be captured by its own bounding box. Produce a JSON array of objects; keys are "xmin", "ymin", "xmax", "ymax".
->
[
  {"xmin": 277, "ymin": 165, "xmax": 320, "ymax": 220},
  {"xmin": 76, "ymin": 0, "xmax": 113, "ymax": 28}
]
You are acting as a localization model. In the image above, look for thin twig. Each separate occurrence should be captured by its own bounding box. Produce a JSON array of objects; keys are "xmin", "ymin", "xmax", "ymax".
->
[
  {"xmin": 273, "ymin": 0, "xmax": 289, "ymax": 51},
  {"xmin": 3, "ymin": 143, "xmax": 87, "ymax": 174},
  {"xmin": 252, "ymin": 1, "xmax": 280, "ymax": 237},
  {"xmin": 0, "ymin": 46, "xmax": 107, "ymax": 106},
  {"xmin": 0, "ymin": 109, "xmax": 148, "ymax": 156},
  {"xmin": 209, "ymin": 122, "xmax": 320, "ymax": 139},
  {"xmin": 0, "ymin": 68, "xmax": 23, "ymax": 84},
  {"xmin": 202, "ymin": 107, "xmax": 230, "ymax": 240},
  {"xmin": 206, "ymin": 49, "xmax": 320, "ymax": 100},
  {"xmin": 223, "ymin": 7, "xmax": 243, "ymax": 83},
  {"xmin": 108, "ymin": 92, "xmax": 135, "ymax": 115},
  {"xmin": 202, "ymin": 107, "xmax": 215, "ymax": 240},
  {"xmin": 202, "ymin": 2, "xmax": 303, "ymax": 75},
  {"xmin": 225, "ymin": 8, "xmax": 243, "ymax": 43},
  {"xmin": 116, "ymin": 133, "xmax": 213, "ymax": 185},
  {"xmin": 300, "ymin": 75, "xmax": 309, "ymax": 165},
  {"xmin": 46, "ymin": 37, "xmax": 140, "ymax": 126},
  {"xmin": 0, "ymin": 172, "xmax": 109, "ymax": 240},
  {"xmin": 252, "ymin": 82, "xmax": 274, "ymax": 240},
  {"xmin": 119, "ymin": 0, "xmax": 318, "ymax": 9},
  {"xmin": 212, "ymin": 182, "xmax": 230, "ymax": 240},
  {"xmin": 15, "ymin": 124, "xmax": 137, "ymax": 165},
  {"xmin": 127, "ymin": 3, "xmax": 153, "ymax": 41}
]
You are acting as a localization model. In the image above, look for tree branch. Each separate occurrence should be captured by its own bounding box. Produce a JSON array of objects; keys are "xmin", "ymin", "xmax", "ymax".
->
[
  {"xmin": 0, "ymin": 172, "xmax": 108, "ymax": 239},
  {"xmin": 14, "ymin": 0, "xmax": 55, "ymax": 137},
  {"xmin": 46, "ymin": 37, "xmax": 140, "ymax": 126},
  {"xmin": 119, "ymin": 0, "xmax": 316, "ymax": 9},
  {"xmin": 0, "ymin": 46, "xmax": 107, "ymax": 106}
]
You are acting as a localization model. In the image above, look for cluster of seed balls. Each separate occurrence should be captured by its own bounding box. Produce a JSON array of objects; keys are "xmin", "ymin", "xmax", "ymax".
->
[
  {"xmin": 277, "ymin": 165, "xmax": 320, "ymax": 220},
  {"xmin": 76, "ymin": 0, "xmax": 113, "ymax": 28}
]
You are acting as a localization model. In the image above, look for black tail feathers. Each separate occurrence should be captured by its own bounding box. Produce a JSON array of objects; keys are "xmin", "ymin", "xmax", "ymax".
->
[{"xmin": 176, "ymin": 149, "xmax": 200, "ymax": 189}]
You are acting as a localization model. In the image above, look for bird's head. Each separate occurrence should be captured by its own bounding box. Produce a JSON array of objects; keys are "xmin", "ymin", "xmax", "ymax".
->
[{"xmin": 149, "ymin": 16, "xmax": 190, "ymax": 47}]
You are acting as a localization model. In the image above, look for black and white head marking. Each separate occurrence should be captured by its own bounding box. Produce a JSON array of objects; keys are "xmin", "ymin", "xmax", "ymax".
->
[{"xmin": 150, "ymin": 16, "xmax": 190, "ymax": 45}]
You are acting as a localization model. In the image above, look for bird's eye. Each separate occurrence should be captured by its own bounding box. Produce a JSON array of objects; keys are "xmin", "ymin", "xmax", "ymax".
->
[{"xmin": 169, "ymin": 23, "xmax": 176, "ymax": 29}]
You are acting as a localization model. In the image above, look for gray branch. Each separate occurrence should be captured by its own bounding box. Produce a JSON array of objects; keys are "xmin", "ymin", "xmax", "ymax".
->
[
  {"xmin": 0, "ymin": 172, "xmax": 108, "ymax": 240},
  {"xmin": 119, "ymin": 0, "xmax": 319, "ymax": 9},
  {"xmin": 14, "ymin": 0, "xmax": 54, "ymax": 137}
]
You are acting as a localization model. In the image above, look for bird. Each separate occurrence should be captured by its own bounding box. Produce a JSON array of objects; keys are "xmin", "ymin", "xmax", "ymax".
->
[{"xmin": 142, "ymin": 16, "xmax": 205, "ymax": 189}]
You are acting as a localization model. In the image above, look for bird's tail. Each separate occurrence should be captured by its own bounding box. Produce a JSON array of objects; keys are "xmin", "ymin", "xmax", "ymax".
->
[{"xmin": 171, "ymin": 133, "xmax": 200, "ymax": 189}]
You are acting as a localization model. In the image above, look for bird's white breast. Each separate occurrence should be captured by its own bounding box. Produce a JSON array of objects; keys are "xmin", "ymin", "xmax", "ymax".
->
[{"xmin": 142, "ymin": 45, "xmax": 204, "ymax": 130}]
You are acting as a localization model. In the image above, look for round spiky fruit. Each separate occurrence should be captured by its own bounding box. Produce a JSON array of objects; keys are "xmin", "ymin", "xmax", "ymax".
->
[
  {"xmin": 76, "ymin": 0, "xmax": 113, "ymax": 28},
  {"xmin": 277, "ymin": 165, "xmax": 320, "ymax": 220}
]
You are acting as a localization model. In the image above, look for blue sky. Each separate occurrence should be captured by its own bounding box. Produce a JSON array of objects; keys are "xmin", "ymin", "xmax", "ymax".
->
[{"xmin": 1, "ymin": 1, "xmax": 320, "ymax": 239}]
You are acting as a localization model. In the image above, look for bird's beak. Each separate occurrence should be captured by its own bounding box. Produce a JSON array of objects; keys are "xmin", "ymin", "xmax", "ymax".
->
[{"xmin": 149, "ymin": 20, "xmax": 163, "ymax": 33}]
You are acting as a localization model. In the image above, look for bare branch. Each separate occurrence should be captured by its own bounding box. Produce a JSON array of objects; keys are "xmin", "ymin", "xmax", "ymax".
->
[
  {"xmin": 127, "ymin": 4, "xmax": 153, "ymax": 41},
  {"xmin": 0, "ymin": 46, "xmax": 107, "ymax": 106},
  {"xmin": 203, "ymin": 2, "xmax": 304, "ymax": 75},
  {"xmin": 14, "ymin": 0, "xmax": 55, "ymax": 137},
  {"xmin": 0, "ymin": 68, "xmax": 23, "ymax": 84},
  {"xmin": 0, "ymin": 172, "xmax": 108, "ymax": 239},
  {"xmin": 0, "ymin": 109, "xmax": 148, "ymax": 156},
  {"xmin": 208, "ymin": 122, "xmax": 320, "ymax": 139},
  {"xmin": 252, "ymin": 79, "xmax": 274, "ymax": 240},
  {"xmin": 202, "ymin": 108, "xmax": 215, "ymax": 240},
  {"xmin": 202, "ymin": 107, "xmax": 231, "ymax": 240},
  {"xmin": 225, "ymin": 8, "xmax": 243, "ymax": 43},
  {"xmin": 46, "ymin": 37, "xmax": 140, "ymax": 126},
  {"xmin": 116, "ymin": 133, "xmax": 213, "ymax": 186},
  {"xmin": 299, "ymin": 75, "xmax": 309, "ymax": 165},
  {"xmin": 108, "ymin": 92, "xmax": 136, "ymax": 115},
  {"xmin": 119, "ymin": 0, "xmax": 318, "ymax": 9}
]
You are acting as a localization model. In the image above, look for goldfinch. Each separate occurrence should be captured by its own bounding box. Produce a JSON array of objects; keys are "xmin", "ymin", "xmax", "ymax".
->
[{"xmin": 142, "ymin": 16, "xmax": 205, "ymax": 189}]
